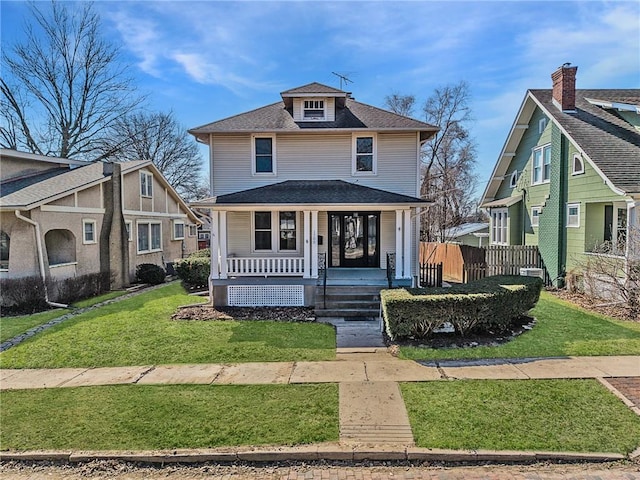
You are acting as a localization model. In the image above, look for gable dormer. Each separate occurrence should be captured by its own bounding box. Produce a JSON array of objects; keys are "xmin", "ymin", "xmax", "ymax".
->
[{"xmin": 280, "ymin": 82, "xmax": 349, "ymax": 123}]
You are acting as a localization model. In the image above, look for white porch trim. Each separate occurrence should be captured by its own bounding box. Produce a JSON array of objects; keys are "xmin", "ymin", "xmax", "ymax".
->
[
  {"xmin": 311, "ymin": 210, "xmax": 319, "ymax": 277},
  {"xmin": 210, "ymin": 210, "xmax": 220, "ymax": 280},
  {"xmin": 303, "ymin": 210, "xmax": 311, "ymax": 278}
]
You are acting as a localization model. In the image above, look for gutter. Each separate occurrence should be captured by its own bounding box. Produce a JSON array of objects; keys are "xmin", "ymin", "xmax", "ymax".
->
[{"xmin": 14, "ymin": 210, "xmax": 68, "ymax": 308}]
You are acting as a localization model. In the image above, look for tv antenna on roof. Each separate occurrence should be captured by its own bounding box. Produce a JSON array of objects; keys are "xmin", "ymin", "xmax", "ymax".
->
[{"xmin": 332, "ymin": 72, "xmax": 353, "ymax": 90}]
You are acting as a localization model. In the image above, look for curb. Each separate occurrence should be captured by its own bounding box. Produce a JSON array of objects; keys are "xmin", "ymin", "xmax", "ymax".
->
[{"xmin": 0, "ymin": 446, "xmax": 628, "ymax": 465}]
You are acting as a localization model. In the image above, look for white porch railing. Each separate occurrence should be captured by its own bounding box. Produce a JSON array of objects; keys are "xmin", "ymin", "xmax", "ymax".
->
[{"xmin": 227, "ymin": 257, "xmax": 304, "ymax": 276}]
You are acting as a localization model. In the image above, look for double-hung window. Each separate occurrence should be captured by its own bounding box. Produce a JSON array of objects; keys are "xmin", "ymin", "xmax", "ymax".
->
[
  {"xmin": 303, "ymin": 99, "xmax": 325, "ymax": 120},
  {"xmin": 279, "ymin": 212, "xmax": 297, "ymax": 251},
  {"xmin": 253, "ymin": 211, "xmax": 298, "ymax": 252},
  {"xmin": 254, "ymin": 212, "xmax": 272, "ymax": 250},
  {"xmin": 532, "ymin": 145, "xmax": 551, "ymax": 185},
  {"xmin": 253, "ymin": 136, "xmax": 275, "ymax": 174},
  {"xmin": 82, "ymin": 219, "xmax": 97, "ymax": 244},
  {"xmin": 531, "ymin": 207, "xmax": 542, "ymax": 227},
  {"xmin": 566, "ymin": 203, "xmax": 580, "ymax": 228},
  {"xmin": 173, "ymin": 221, "xmax": 185, "ymax": 240},
  {"xmin": 140, "ymin": 171, "xmax": 153, "ymax": 197},
  {"xmin": 353, "ymin": 134, "xmax": 376, "ymax": 175},
  {"xmin": 138, "ymin": 221, "xmax": 162, "ymax": 253}
]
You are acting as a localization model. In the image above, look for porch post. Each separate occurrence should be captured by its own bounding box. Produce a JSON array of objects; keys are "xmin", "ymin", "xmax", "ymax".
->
[
  {"xmin": 303, "ymin": 210, "xmax": 311, "ymax": 278},
  {"xmin": 403, "ymin": 209, "xmax": 411, "ymax": 279},
  {"xmin": 210, "ymin": 210, "xmax": 220, "ymax": 279},
  {"xmin": 219, "ymin": 211, "xmax": 228, "ymax": 279},
  {"xmin": 311, "ymin": 210, "xmax": 319, "ymax": 278},
  {"xmin": 395, "ymin": 209, "xmax": 403, "ymax": 279}
]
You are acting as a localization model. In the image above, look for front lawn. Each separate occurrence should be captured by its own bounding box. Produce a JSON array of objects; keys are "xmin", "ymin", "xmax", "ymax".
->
[
  {"xmin": 399, "ymin": 291, "xmax": 640, "ymax": 361},
  {"xmin": 0, "ymin": 384, "xmax": 339, "ymax": 450},
  {"xmin": 401, "ymin": 379, "xmax": 640, "ymax": 454},
  {"xmin": 0, "ymin": 309, "xmax": 69, "ymax": 343},
  {"xmin": 0, "ymin": 283, "xmax": 336, "ymax": 368}
]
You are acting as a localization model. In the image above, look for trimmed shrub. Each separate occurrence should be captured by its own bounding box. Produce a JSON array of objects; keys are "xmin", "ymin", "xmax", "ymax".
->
[
  {"xmin": 381, "ymin": 275, "xmax": 542, "ymax": 340},
  {"xmin": 49, "ymin": 272, "xmax": 110, "ymax": 305},
  {"xmin": 188, "ymin": 248, "xmax": 211, "ymax": 258},
  {"xmin": 0, "ymin": 275, "xmax": 48, "ymax": 314},
  {"xmin": 174, "ymin": 256, "xmax": 209, "ymax": 289},
  {"xmin": 136, "ymin": 263, "xmax": 166, "ymax": 285}
]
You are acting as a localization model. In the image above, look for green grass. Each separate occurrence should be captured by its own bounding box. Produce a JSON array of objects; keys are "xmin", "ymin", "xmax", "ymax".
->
[
  {"xmin": 0, "ymin": 283, "xmax": 335, "ymax": 368},
  {"xmin": 0, "ymin": 309, "xmax": 69, "ymax": 343},
  {"xmin": 0, "ymin": 384, "xmax": 339, "ymax": 450},
  {"xmin": 399, "ymin": 291, "xmax": 640, "ymax": 360},
  {"xmin": 71, "ymin": 290, "xmax": 128, "ymax": 309},
  {"xmin": 401, "ymin": 379, "xmax": 640, "ymax": 454}
]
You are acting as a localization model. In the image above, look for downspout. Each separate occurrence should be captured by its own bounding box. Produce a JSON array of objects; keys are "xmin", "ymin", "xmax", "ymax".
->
[{"xmin": 14, "ymin": 210, "xmax": 68, "ymax": 308}]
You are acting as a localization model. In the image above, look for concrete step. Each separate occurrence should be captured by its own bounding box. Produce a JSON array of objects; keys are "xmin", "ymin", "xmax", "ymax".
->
[
  {"xmin": 340, "ymin": 425, "xmax": 415, "ymax": 444},
  {"xmin": 320, "ymin": 300, "xmax": 380, "ymax": 309},
  {"xmin": 315, "ymin": 308, "xmax": 380, "ymax": 318}
]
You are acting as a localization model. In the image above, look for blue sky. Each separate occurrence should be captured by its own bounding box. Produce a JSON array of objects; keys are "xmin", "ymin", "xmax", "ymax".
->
[{"xmin": 2, "ymin": 0, "xmax": 639, "ymax": 199}]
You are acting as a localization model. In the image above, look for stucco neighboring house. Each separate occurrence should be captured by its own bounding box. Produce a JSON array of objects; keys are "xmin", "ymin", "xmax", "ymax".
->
[
  {"xmin": 190, "ymin": 82, "xmax": 438, "ymax": 309},
  {"xmin": 443, "ymin": 222, "xmax": 490, "ymax": 247},
  {"xmin": 0, "ymin": 149, "xmax": 199, "ymax": 293},
  {"xmin": 480, "ymin": 65, "xmax": 640, "ymax": 287}
]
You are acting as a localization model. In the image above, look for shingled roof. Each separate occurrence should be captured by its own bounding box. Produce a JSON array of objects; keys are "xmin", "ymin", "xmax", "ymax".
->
[
  {"xmin": 530, "ymin": 89, "xmax": 640, "ymax": 194},
  {"xmin": 193, "ymin": 180, "xmax": 430, "ymax": 208}
]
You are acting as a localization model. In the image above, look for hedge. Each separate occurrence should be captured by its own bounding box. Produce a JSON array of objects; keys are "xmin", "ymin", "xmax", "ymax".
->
[
  {"xmin": 381, "ymin": 275, "xmax": 543, "ymax": 340},
  {"xmin": 174, "ymin": 256, "xmax": 210, "ymax": 289}
]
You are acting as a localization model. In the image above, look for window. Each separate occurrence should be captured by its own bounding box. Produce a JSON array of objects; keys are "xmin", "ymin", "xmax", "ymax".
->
[
  {"xmin": 125, "ymin": 221, "xmax": 132, "ymax": 241},
  {"xmin": 137, "ymin": 221, "xmax": 162, "ymax": 253},
  {"xmin": 279, "ymin": 212, "xmax": 297, "ymax": 251},
  {"xmin": 303, "ymin": 99, "xmax": 325, "ymax": 120},
  {"xmin": 0, "ymin": 231, "xmax": 9, "ymax": 270},
  {"xmin": 490, "ymin": 209, "xmax": 508, "ymax": 245},
  {"xmin": 198, "ymin": 232, "xmax": 210, "ymax": 240},
  {"xmin": 140, "ymin": 171, "xmax": 153, "ymax": 197},
  {"xmin": 188, "ymin": 225, "xmax": 197, "ymax": 237},
  {"xmin": 353, "ymin": 134, "xmax": 376, "ymax": 174},
  {"xmin": 567, "ymin": 203, "xmax": 580, "ymax": 227},
  {"xmin": 509, "ymin": 170, "xmax": 519, "ymax": 188},
  {"xmin": 532, "ymin": 144, "xmax": 551, "ymax": 185},
  {"xmin": 531, "ymin": 207, "xmax": 542, "ymax": 227},
  {"xmin": 82, "ymin": 219, "xmax": 97, "ymax": 244},
  {"xmin": 538, "ymin": 117, "xmax": 547, "ymax": 134},
  {"xmin": 572, "ymin": 153, "xmax": 585, "ymax": 175},
  {"xmin": 173, "ymin": 221, "xmax": 185, "ymax": 240},
  {"xmin": 254, "ymin": 212, "xmax": 272, "ymax": 250},
  {"xmin": 253, "ymin": 136, "xmax": 275, "ymax": 174}
]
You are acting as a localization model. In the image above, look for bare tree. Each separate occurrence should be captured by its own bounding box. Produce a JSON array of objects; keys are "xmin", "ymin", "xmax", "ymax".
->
[
  {"xmin": 384, "ymin": 93, "xmax": 416, "ymax": 117},
  {"xmin": 1, "ymin": 1, "xmax": 141, "ymax": 159},
  {"xmin": 104, "ymin": 111, "xmax": 208, "ymax": 201},
  {"xmin": 385, "ymin": 83, "xmax": 478, "ymax": 241}
]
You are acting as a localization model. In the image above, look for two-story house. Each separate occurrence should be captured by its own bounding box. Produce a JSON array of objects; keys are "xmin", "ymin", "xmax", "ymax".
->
[
  {"xmin": 190, "ymin": 83, "xmax": 438, "ymax": 309},
  {"xmin": 480, "ymin": 65, "xmax": 640, "ymax": 287},
  {"xmin": 0, "ymin": 149, "xmax": 199, "ymax": 299}
]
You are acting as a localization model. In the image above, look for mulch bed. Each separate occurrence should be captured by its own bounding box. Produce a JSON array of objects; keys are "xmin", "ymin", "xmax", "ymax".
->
[
  {"xmin": 172, "ymin": 305, "xmax": 316, "ymax": 322},
  {"xmin": 548, "ymin": 289, "xmax": 638, "ymax": 321}
]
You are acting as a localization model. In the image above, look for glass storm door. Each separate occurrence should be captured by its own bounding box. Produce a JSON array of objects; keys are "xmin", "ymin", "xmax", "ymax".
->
[{"xmin": 329, "ymin": 212, "xmax": 379, "ymax": 267}]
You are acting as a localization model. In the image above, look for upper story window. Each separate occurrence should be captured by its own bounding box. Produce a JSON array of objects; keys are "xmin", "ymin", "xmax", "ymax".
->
[
  {"xmin": 538, "ymin": 117, "xmax": 547, "ymax": 134},
  {"xmin": 82, "ymin": 219, "xmax": 97, "ymax": 244},
  {"xmin": 572, "ymin": 153, "xmax": 585, "ymax": 175},
  {"xmin": 140, "ymin": 171, "xmax": 153, "ymax": 197},
  {"xmin": 532, "ymin": 144, "xmax": 551, "ymax": 185},
  {"xmin": 252, "ymin": 136, "xmax": 276, "ymax": 175},
  {"xmin": 173, "ymin": 220, "xmax": 185, "ymax": 240},
  {"xmin": 0, "ymin": 231, "xmax": 9, "ymax": 270},
  {"xmin": 353, "ymin": 134, "xmax": 377, "ymax": 175},
  {"xmin": 303, "ymin": 99, "xmax": 325, "ymax": 120},
  {"xmin": 509, "ymin": 170, "xmax": 519, "ymax": 188},
  {"xmin": 188, "ymin": 225, "xmax": 197, "ymax": 237}
]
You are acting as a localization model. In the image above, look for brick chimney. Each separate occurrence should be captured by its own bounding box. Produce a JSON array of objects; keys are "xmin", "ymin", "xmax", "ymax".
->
[{"xmin": 551, "ymin": 63, "xmax": 578, "ymax": 112}]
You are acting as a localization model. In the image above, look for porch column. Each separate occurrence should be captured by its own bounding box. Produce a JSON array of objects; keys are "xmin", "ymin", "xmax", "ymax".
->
[
  {"xmin": 219, "ymin": 211, "xmax": 228, "ymax": 279},
  {"xmin": 403, "ymin": 209, "xmax": 411, "ymax": 279},
  {"xmin": 303, "ymin": 210, "xmax": 311, "ymax": 278},
  {"xmin": 210, "ymin": 210, "xmax": 220, "ymax": 279},
  {"xmin": 395, "ymin": 210, "xmax": 403, "ymax": 279},
  {"xmin": 627, "ymin": 201, "xmax": 640, "ymax": 260},
  {"xmin": 311, "ymin": 210, "xmax": 319, "ymax": 278}
]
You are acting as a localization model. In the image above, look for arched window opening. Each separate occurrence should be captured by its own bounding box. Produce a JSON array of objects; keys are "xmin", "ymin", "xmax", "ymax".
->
[
  {"xmin": 45, "ymin": 229, "xmax": 76, "ymax": 265},
  {"xmin": 0, "ymin": 231, "xmax": 9, "ymax": 270}
]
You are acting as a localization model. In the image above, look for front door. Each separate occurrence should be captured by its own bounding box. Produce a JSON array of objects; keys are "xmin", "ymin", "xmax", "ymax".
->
[{"xmin": 329, "ymin": 212, "xmax": 379, "ymax": 268}]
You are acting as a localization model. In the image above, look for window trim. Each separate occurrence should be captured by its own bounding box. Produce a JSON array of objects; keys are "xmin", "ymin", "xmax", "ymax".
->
[
  {"xmin": 509, "ymin": 170, "xmax": 518, "ymax": 188},
  {"xmin": 352, "ymin": 133, "xmax": 377, "ymax": 176},
  {"xmin": 302, "ymin": 98, "xmax": 326, "ymax": 121},
  {"xmin": 566, "ymin": 203, "xmax": 580, "ymax": 228},
  {"xmin": 490, "ymin": 208, "xmax": 509, "ymax": 245},
  {"xmin": 531, "ymin": 144, "xmax": 551, "ymax": 185},
  {"xmin": 571, "ymin": 153, "xmax": 585, "ymax": 175},
  {"xmin": 251, "ymin": 211, "xmax": 300, "ymax": 253},
  {"xmin": 82, "ymin": 219, "xmax": 97, "ymax": 245},
  {"xmin": 531, "ymin": 206, "xmax": 542, "ymax": 227},
  {"xmin": 251, "ymin": 135, "xmax": 276, "ymax": 176},
  {"xmin": 137, "ymin": 220, "xmax": 163, "ymax": 254},
  {"xmin": 172, "ymin": 220, "xmax": 185, "ymax": 241},
  {"xmin": 140, "ymin": 171, "xmax": 153, "ymax": 198}
]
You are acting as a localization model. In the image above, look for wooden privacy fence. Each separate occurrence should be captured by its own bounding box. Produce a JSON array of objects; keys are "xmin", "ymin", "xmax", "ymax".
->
[
  {"xmin": 484, "ymin": 245, "xmax": 542, "ymax": 276},
  {"xmin": 463, "ymin": 262, "xmax": 487, "ymax": 283},
  {"xmin": 419, "ymin": 243, "xmax": 484, "ymax": 283},
  {"xmin": 420, "ymin": 262, "xmax": 443, "ymax": 287}
]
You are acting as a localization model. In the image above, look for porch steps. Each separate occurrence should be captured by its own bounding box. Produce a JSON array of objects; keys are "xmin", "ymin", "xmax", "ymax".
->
[{"xmin": 315, "ymin": 285, "xmax": 382, "ymax": 318}]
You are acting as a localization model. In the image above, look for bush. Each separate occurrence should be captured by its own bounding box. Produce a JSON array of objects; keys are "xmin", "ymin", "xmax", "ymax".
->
[
  {"xmin": 189, "ymin": 248, "xmax": 211, "ymax": 258},
  {"xmin": 49, "ymin": 272, "xmax": 110, "ymax": 305},
  {"xmin": 381, "ymin": 275, "xmax": 542, "ymax": 340},
  {"xmin": 174, "ymin": 256, "xmax": 209, "ymax": 289},
  {"xmin": 136, "ymin": 263, "xmax": 166, "ymax": 285}
]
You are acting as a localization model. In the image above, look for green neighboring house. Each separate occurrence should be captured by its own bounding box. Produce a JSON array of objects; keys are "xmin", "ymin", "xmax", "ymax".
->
[{"xmin": 480, "ymin": 65, "xmax": 640, "ymax": 287}]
